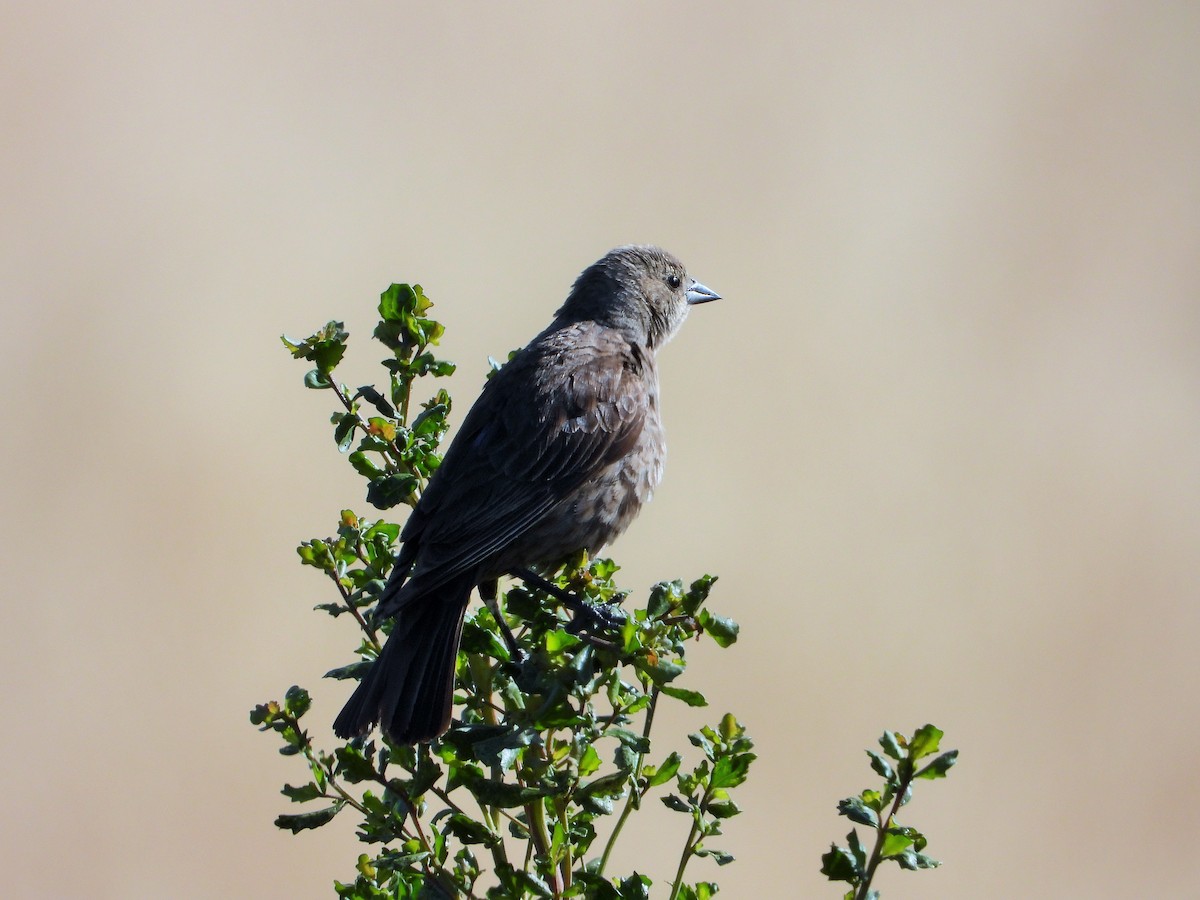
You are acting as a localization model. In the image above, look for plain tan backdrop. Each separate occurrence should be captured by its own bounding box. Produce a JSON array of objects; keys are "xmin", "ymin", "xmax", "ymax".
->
[{"xmin": 4, "ymin": 2, "xmax": 1198, "ymax": 897}]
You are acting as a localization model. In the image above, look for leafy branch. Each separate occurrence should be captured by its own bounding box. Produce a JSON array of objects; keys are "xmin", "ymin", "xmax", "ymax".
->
[
  {"xmin": 257, "ymin": 282, "xmax": 754, "ymax": 898},
  {"xmin": 821, "ymin": 725, "xmax": 958, "ymax": 899}
]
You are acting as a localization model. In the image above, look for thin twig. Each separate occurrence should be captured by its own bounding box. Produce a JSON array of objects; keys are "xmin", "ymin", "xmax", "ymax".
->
[
  {"xmin": 598, "ymin": 688, "xmax": 660, "ymax": 875},
  {"xmin": 855, "ymin": 773, "xmax": 912, "ymax": 900}
]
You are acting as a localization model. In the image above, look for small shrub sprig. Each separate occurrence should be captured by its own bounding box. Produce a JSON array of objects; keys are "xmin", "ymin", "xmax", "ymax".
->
[{"xmin": 821, "ymin": 725, "xmax": 958, "ymax": 899}]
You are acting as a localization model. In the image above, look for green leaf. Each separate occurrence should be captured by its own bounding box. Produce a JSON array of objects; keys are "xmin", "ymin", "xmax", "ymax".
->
[
  {"xmin": 880, "ymin": 825, "xmax": 918, "ymax": 858},
  {"xmin": 324, "ymin": 661, "xmax": 371, "ymax": 681},
  {"xmin": 410, "ymin": 403, "xmax": 447, "ymax": 437},
  {"xmin": 365, "ymin": 474, "xmax": 418, "ymax": 509},
  {"xmin": 444, "ymin": 813, "xmax": 499, "ymax": 846},
  {"xmin": 378, "ymin": 283, "xmax": 415, "ymax": 322},
  {"xmin": 706, "ymin": 798, "xmax": 741, "ymax": 819},
  {"xmin": 915, "ymin": 748, "xmax": 958, "ymax": 780},
  {"xmin": 718, "ymin": 713, "xmax": 742, "ymax": 743},
  {"xmin": 353, "ymin": 384, "xmax": 396, "ymax": 418},
  {"xmin": 909, "ymin": 724, "xmax": 943, "ymax": 760},
  {"xmin": 847, "ymin": 828, "xmax": 868, "ymax": 869},
  {"xmin": 661, "ymin": 684, "xmax": 708, "ymax": 707},
  {"xmin": 867, "ymin": 749, "xmax": 894, "ymax": 781},
  {"xmin": 710, "ymin": 752, "xmax": 755, "ymax": 789},
  {"xmin": 332, "ymin": 413, "xmax": 357, "ymax": 451},
  {"xmin": 682, "ymin": 574, "xmax": 718, "ymax": 615},
  {"xmin": 837, "ymin": 796, "xmax": 879, "ymax": 828},
  {"xmin": 689, "ymin": 730, "xmax": 715, "ymax": 761},
  {"xmin": 334, "ymin": 745, "xmax": 378, "ymax": 784},
  {"xmin": 462, "ymin": 775, "xmax": 554, "ymax": 809},
  {"xmin": 698, "ymin": 611, "xmax": 739, "ymax": 647},
  {"xmin": 898, "ymin": 851, "xmax": 941, "ymax": 870},
  {"xmin": 647, "ymin": 580, "xmax": 683, "ymax": 619},
  {"xmin": 363, "ymin": 520, "xmax": 400, "ymax": 542},
  {"xmin": 304, "ymin": 368, "xmax": 331, "ymax": 389},
  {"xmin": 283, "ymin": 685, "xmax": 311, "ymax": 717},
  {"xmin": 639, "ymin": 656, "xmax": 684, "ymax": 686},
  {"xmin": 578, "ymin": 744, "xmax": 602, "ymax": 777},
  {"xmin": 348, "ymin": 451, "xmax": 384, "ymax": 479},
  {"xmin": 275, "ymin": 805, "xmax": 340, "ymax": 832},
  {"xmin": 545, "ymin": 629, "xmax": 582, "ymax": 653},
  {"xmin": 661, "ymin": 793, "xmax": 692, "ymax": 813},
  {"xmin": 646, "ymin": 751, "xmax": 683, "ymax": 787},
  {"xmin": 281, "ymin": 782, "xmax": 324, "ymax": 803},
  {"xmin": 879, "ymin": 730, "xmax": 904, "ymax": 760},
  {"xmin": 580, "ymin": 769, "xmax": 632, "ymax": 799},
  {"xmin": 282, "ymin": 321, "xmax": 348, "ymax": 372},
  {"xmin": 608, "ymin": 727, "xmax": 651, "ymax": 754},
  {"xmin": 820, "ymin": 843, "xmax": 861, "ymax": 883}
]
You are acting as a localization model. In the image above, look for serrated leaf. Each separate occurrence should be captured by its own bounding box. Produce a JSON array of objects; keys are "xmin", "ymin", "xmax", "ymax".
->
[
  {"xmin": 334, "ymin": 744, "xmax": 378, "ymax": 784},
  {"xmin": 867, "ymin": 749, "xmax": 895, "ymax": 781},
  {"xmin": 281, "ymin": 782, "xmax": 324, "ymax": 803},
  {"xmin": 879, "ymin": 730, "xmax": 904, "ymax": 760},
  {"xmin": 353, "ymin": 384, "xmax": 396, "ymax": 418},
  {"xmin": 909, "ymin": 724, "xmax": 943, "ymax": 760},
  {"xmin": 916, "ymin": 748, "xmax": 959, "ymax": 780},
  {"xmin": 348, "ymin": 451, "xmax": 384, "ymax": 479},
  {"xmin": 647, "ymin": 581, "xmax": 682, "ymax": 619},
  {"xmin": 608, "ymin": 727, "xmax": 651, "ymax": 754},
  {"xmin": 880, "ymin": 826, "xmax": 918, "ymax": 858},
  {"xmin": 837, "ymin": 796, "xmax": 879, "ymax": 827},
  {"xmin": 661, "ymin": 793, "xmax": 692, "ymax": 813},
  {"xmin": 706, "ymin": 798, "xmax": 741, "ymax": 818},
  {"xmin": 647, "ymin": 751, "xmax": 682, "ymax": 787},
  {"xmin": 545, "ymin": 629, "xmax": 582, "ymax": 653},
  {"xmin": 378, "ymin": 283, "xmax": 417, "ymax": 323},
  {"xmin": 710, "ymin": 752, "xmax": 754, "ymax": 789},
  {"xmin": 275, "ymin": 805, "xmax": 339, "ymax": 832},
  {"xmin": 578, "ymin": 744, "xmax": 602, "ymax": 777},
  {"xmin": 365, "ymin": 474, "xmax": 418, "ymax": 509},
  {"xmin": 444, "ymin": 813, "xmax": 499, "ymax": 846},
  {"xmin": 463, "ymin": 776, "xmax": 554, "ymax": 809},
  {"xmin": 283, "ymin": 685, "xmax": 311, "ymax": 717},
  {"xmin": 847, "ymin": 828, "xmax": 868, "ymax": 868},
  {"xmin": 820, "ymin": 843, "xmax": 861, "ymax": 883},
  {"xmin": 410, "ymin": 403, "xmax": 447, "ymax": 437}
]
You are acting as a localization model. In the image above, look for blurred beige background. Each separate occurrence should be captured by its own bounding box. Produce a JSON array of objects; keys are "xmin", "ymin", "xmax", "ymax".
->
[{"xmin": 4, "ymin": 2, "xmax": 1198, "ymax": 897}]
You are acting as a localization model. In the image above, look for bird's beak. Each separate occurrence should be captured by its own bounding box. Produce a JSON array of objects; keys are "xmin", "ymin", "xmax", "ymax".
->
[{"xmin": 686, "ymin": 281, "xmax": 721, "ymax": 305}]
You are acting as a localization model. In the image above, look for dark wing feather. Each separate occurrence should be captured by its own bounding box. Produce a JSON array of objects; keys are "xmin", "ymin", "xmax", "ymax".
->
[{"xmin": 382, "ymin": 323, "xmax": 648, "ymax": 610}]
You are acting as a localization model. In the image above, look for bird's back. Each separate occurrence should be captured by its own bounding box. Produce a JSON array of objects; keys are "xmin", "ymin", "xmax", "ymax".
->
[{"xmin": 392, "ymin": 317, "xmax": 662, "ymax": 604}]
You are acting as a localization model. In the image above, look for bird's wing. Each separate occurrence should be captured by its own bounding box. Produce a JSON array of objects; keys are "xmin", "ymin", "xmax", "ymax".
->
[{"xmin": 392, "ymin": 325, "xmax": 650, "ymax": 600}]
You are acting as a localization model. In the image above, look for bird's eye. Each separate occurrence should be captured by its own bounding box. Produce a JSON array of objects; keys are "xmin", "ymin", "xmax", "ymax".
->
[{"xmin": 667, "ymin": 273, "xmax": 682, "ymax": 289}]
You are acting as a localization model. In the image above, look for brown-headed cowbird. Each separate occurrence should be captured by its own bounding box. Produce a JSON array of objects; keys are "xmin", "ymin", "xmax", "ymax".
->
[{"xmin": 333, "ymin": 245, "xmax": 719, "ymax": 744}]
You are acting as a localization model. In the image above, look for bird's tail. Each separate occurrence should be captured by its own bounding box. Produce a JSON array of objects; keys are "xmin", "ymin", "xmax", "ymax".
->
[{"xmin": 332, "ymin": 574, "xmax": 472, "ymax": 744}]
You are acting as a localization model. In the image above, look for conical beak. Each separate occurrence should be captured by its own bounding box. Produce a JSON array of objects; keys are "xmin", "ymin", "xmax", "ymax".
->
[{"xmin": 686, "ymin": 281, "xmax": 721, "ymax": 305}]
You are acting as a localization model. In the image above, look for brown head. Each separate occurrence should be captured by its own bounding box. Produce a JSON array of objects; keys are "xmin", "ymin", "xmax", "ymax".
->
[{"xmin": 557, "ymin": 245, "xmax": 719, "ymax": 351}]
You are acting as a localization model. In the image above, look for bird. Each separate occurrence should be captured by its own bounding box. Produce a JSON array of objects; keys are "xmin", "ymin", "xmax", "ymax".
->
[{"xmin": 333, "ymin": 245, "xmax": 719, "ymax": 744}]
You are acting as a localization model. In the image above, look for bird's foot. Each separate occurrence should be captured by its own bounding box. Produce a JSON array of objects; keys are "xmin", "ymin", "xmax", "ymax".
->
[
  {"xmin": 508, "ymin": 567, "xmax": 627, "ymax": 639},
  {"xmin": 563, "ymin": 599, "xmax": 628, "ymax": 638}
]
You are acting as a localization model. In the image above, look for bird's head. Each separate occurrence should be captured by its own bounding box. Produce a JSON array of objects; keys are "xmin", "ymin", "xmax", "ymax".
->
[{"xmin": 558, "ymin": 245, "xmax": 719, "ymax": 351}]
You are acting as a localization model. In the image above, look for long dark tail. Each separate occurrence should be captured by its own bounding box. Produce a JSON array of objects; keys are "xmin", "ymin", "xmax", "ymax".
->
[{"xmin": 332, "ymin": 574, "xmax": 472, "ymax": 744}]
